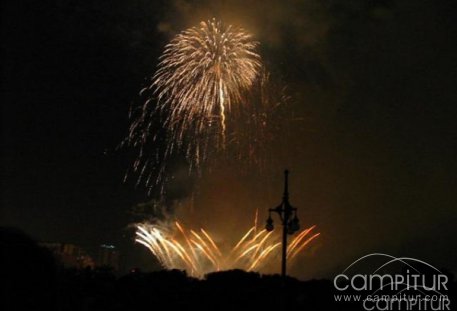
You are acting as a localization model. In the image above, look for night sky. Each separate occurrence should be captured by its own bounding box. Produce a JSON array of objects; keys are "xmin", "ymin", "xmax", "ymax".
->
[{"xmin": 2, "ymin": 0, "xmax": 457, "ymax": 277}]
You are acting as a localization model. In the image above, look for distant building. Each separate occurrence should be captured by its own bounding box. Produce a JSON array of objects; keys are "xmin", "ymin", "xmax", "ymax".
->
[
  {"xmin": 40, "ymin": 242, "xmax": 95, "ymax": 269},
  {"xmin": 97, "ymin": 244, "xmax": 119, "ymax": 270}
]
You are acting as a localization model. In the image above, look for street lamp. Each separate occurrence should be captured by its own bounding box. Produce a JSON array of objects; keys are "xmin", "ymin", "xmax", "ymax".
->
[{"xmin": 265, "ymin": 169, "xmax": 300, "ymax": 280}]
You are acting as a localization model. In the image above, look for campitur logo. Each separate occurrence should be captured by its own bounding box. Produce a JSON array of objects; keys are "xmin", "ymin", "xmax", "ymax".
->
[{"xmin": 333, "ymin": 253, "xmax": 451, "ymax": 310}]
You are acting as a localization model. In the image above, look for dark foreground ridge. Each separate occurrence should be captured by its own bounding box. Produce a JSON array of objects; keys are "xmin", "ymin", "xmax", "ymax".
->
[{"xmin": 2, "ymin": 227, "xmax": 456, "ymax": 311}]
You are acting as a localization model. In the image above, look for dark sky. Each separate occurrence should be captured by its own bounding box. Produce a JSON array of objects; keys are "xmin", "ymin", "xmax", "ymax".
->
[{"xmin": 2, "ymin": 0, "xmax": 457, "ymax": 277}]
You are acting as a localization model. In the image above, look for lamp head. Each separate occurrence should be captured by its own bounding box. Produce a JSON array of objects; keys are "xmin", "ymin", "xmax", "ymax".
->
[
  {"xmin": 288, "ymin": 215, "xmax": 300, "ymax": 234},
  {"xmin": 265, "ymin": 216, "xmax": 274, "ymax": 232}
]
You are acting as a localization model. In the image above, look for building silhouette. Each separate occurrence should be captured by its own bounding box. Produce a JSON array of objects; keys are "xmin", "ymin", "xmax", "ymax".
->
[
  {"xmin": 40, "ymin": 242, "xmax": 95, "ymax": 269},
  {"xmin": 98, "ymin": 244, "xmax": 119, "ymax": 270}
]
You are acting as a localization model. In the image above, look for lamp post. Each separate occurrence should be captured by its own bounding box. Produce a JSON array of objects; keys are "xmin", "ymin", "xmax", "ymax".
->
[{"xmin": 265, "ymin": 170, "xmax": 300, "ymax": 280}]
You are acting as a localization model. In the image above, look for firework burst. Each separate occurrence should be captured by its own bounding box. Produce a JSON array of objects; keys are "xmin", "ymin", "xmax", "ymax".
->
[
  {"xmin": 123, "ymin": 19, "xmax": 263, "ymax": 194},
  {"xmin": 135, "ymin": 214, "xmax": 320, "ymax": 278},
  {"xmin": 153, "ymin": 18, "xmax": 261, "ymax": 148}
]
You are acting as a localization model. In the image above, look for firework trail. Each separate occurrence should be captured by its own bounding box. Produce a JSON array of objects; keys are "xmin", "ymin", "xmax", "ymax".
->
[
  {"xmin": 226, "ymin": 70, "xmax": 296, "ymax": 173},
  {"xmin": 135, "ymin": 214, "xmax": 320, "ymax": 278},
  {"xmin": 124, "ymin": 70, "xmax": 294, "ymax": 195}
]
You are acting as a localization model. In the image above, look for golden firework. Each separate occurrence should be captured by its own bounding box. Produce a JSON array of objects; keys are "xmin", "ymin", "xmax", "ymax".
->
[{"xmin": 135, "ymin": 212, "xmax": 319, "ymax": 278}]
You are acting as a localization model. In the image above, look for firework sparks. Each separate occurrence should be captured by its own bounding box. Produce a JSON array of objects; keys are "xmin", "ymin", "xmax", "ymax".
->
[
  {"xmin": 153, "ymin": 18, "xmax": 261, "ymax": 148},
  {"xmin": 135, "ymin": 214, "xmax": 319, "ymax": 278},
  {"xmin": 123, "ymin": 19, "xmax": 263, "ymax": 194}
]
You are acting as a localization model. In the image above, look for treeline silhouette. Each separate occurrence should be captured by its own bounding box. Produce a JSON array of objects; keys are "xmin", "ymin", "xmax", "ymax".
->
[{"xmin": 1, "ymin": 227, "xmax": 455, "ymax": 311}]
